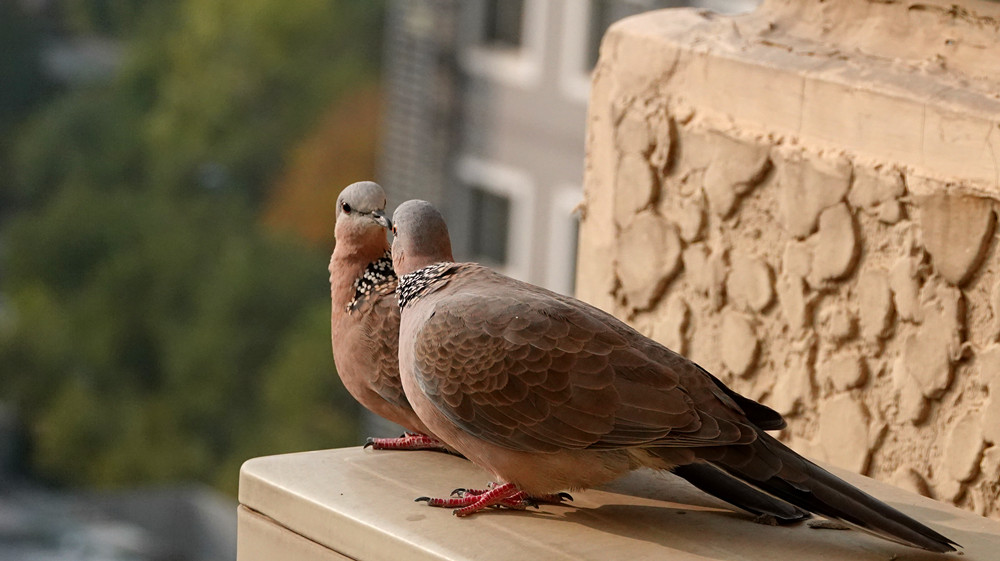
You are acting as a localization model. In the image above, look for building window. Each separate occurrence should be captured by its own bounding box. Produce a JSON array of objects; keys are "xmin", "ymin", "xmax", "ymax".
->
[
  {"xmin": 482, "ymin": 0, "xmax": 524, "ymax": 49},
  {"xmin": 456, "ymin": 157, "xmax": 536, "ymax": 281},
  {"xmin": 460, "ymin": 0, "xmax": 546, "ymax": 89},
  {"xmin": 469, "ymin": 187, "xmax": 511, "ymax": 265}
]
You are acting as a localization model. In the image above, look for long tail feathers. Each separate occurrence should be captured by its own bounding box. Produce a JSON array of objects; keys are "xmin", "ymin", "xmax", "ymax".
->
[
  {"xmin": 709, "ymin": 433, "xmax": 959, "ymax": 553},
  {"xmin": 670, "ymin": 463, "xmax": 810, "ymax": 523}
]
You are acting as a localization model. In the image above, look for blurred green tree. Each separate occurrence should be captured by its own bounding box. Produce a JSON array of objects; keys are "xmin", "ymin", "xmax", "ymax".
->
[{"xmin": 0, "ymin": 0, "xmax": 382, "ymax": 492}]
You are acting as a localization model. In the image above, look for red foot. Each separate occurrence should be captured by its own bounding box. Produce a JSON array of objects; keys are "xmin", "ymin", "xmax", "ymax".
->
[
  {"xmin": 416, "ymin": 483, "xmax": 573, "ymax": 516},
  {"xmin": 364, "ymin": 432, "xmax": 449, "ymax": 452}
]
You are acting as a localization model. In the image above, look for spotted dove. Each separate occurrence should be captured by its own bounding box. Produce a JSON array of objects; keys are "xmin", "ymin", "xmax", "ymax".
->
[
  {"xmin": 329, "ymin": 182, "xmax": 446, "ymax": 451},
  {"xmin": 389, "ymin": 199, "xmax": 957, "ymax": 553}
]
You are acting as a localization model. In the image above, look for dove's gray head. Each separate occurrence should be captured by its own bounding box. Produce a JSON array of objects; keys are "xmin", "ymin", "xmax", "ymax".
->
[
  {"xmin": 335, "ymin": 181, "xmax": 391, "ymax": 246},
  {"xmin": 391, "ymin": 199, "xmax": 454, "ymax": 275}
]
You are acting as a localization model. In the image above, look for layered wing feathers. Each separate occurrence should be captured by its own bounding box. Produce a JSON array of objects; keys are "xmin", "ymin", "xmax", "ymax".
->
[{"xmin": 411, "ymin": 267, "xmax": 759, "ymax": 453}]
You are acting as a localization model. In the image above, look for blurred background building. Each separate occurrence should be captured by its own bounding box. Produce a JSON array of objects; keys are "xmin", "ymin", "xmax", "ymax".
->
[
  {"xmin": 0, "ymin": 1, "xmax": 756, "ymax": 560},
  {"xmin": 379, "ymin": 0, "xmax": 758, "ymax": 294}
]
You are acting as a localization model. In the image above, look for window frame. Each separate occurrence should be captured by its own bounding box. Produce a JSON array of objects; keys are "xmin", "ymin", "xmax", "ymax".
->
[
  {"xmin": 456, "ymin": 157, "xmax": 537, "ymax": 282},
  {"xmin": 461, "ymin": 0, "xmax": 548, "ymax": 89}
]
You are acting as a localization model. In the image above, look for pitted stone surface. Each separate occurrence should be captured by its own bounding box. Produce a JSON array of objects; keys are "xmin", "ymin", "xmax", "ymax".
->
[
  {"xmin": 653, "ymin": 294, "xmax": 690, "ymax": 355},
  {"xmin": 902, "ymin": 329, "xmax": 953, "ymax": 400},
  {"xmin": 810, "ymin": 203, "xmax": 859, "ymax": 283},
  {"xmin": 992, "ymin": 279, "xmax": 1000, "ymax": 340},
  {"xmin": 919, "ymin": 193, "xmax": 996, "ymax": 286},
  {"xmin": 889, "ymin": 466, "xmax": 932, "ymax": 498},
  {"xmin": 682, "ymin": 244, "xmax": 727, "ymax": 310},
  {"xmin": 703, "ymin": 133, "xmax": 771, "ymax": 218},
  {"xmin": 720, "ymin": 311, "xmax": 759, "ymax": 378},
  {"xmin": 849, "ymin": 166, "xmax": 906, "ymax": 224},
  {"xmin": 669, "ymin": 194, "xmax": 706, "ymax": 243},
  {"xmin": 818, "ymin": 395, "xmax": 872, "ymax": 474},
  {"xmin": 777, "ymin": 273, "xmax": 811, "ymax": 334},
  {"xmin": 816, "ymin": 299, "xmax": 855, "ymax": 343},
  {"xmin": 782, "ymin": 239, "xmax": 812, "ymax": 279},
  {"xmin": 768, "ymin": 337, "xmax": 816, "ymax": 417},
  {"xmin": 616, "ymin": 111, "xmax": 653, "ymax": 154},
  {"xmin": 984, "ymin": 395, "xmax": 1000, "ymax": 445},
  {"xmin": 892, "ymin": 356, "xmax": 930, "ymax": 425},
  {"xmin": 648, "ymin": 111, "xmax": 675, "ymax": 172},
  {"xmin": 615, "ymin": 154, "xmax": 657, "ymax": 223},
  {"xmin": 726, "ymin": 255, "xmax": 774, "ymax": 312},
  {"xmin": 889, "ymin": 255, "xmax": 923, "ymax": 323},
  {"xmin": 944, "ymin": 411, "xmax": 985, "ymax": 483},
  {"xmin": 819, "ymin": 354, "xmax": 867, "ymax": 391},
  {"xmin": 857, "ymin": 268, "xmax": 894, "ymax": 341},
  {"xmin": 616, "ymin": 211, "xmax": 681, "ymax": 310},
  {"xmin": 776, "ymin": 151, "xmax": 852, "ymax": 239}
]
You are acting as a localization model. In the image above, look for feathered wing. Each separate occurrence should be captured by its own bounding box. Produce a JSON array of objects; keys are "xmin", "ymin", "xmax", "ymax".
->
[
  {"xmin": 410, "ymin": 267, "xmax": 758, "ymax": 453},
  {"xmin": 358, "ymin": 280, "xmax": 408, "ymax": 409}
]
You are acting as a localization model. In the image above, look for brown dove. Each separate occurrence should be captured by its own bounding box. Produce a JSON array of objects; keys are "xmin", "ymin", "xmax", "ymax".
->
[
  {"xmin": 329, "ymin": 182, "xmax": 446, "ymax": 451},
  {"xmin": 390, "ymin": 199, "xmax": 958, "ymax": 553}
]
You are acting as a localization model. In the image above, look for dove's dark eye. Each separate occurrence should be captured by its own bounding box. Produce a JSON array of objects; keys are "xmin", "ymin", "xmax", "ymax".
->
[{"xmin": 341, "ymin": 202, "xmax": 352, "ymax": 214}]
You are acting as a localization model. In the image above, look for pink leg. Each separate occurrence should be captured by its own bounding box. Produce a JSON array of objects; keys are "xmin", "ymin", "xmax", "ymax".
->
[
  {"xmin": 418, "ymin": 483, "xmax": 573, "ymax": 516},
  {"xmin": 451, "ymin": 483, "xmax": 573, "ymax": 506},
  {"xmin": 364, "ymin": 432, "xmax": 451, "ymax": 452}
]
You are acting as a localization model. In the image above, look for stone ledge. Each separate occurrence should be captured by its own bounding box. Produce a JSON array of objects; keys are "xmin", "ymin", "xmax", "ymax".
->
[{"xmin": 237, "ymin": 447, "xmax": 1000, "ymax": 560}]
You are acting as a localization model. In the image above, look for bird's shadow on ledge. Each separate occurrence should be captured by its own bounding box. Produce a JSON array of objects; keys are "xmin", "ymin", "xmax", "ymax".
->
[{"xmin": 553, "ymin": 502, "xmax": 949, "ymax": 561}]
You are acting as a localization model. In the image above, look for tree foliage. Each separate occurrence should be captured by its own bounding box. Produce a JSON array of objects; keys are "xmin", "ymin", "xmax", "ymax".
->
[{"xmin": 0, "ymin": 0, "xmax": 382, "ymax": 492}]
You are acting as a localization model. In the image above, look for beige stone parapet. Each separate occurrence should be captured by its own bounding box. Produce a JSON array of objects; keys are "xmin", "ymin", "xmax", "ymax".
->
[
  {"xmin": 237, "ymin": 447, "xmax": 1000, "ymax": 560},
  {"xmin": 577, "ymin": 0, "xmax": 1000, "ymax": 520}
]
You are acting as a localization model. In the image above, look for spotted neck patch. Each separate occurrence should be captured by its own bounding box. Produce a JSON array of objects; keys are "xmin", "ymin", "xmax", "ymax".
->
[
  {"xmin": 397, "ymin": 262, "xmax": 458, "ymax": 310},
  {"xmin": 348, "ymin": 251, "xmax": 396, "ymax": 312}
]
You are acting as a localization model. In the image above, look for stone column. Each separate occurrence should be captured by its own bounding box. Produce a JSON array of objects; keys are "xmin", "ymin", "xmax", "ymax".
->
[{"xmin": 577, "ymin": 0, "xmax": 1000, "ymax": 519}]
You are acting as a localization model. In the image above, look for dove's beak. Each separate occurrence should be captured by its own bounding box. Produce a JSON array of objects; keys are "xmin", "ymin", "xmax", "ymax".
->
[{"xmin": 372, "ymin": 210, "xmax": 391, "ymax": 230}]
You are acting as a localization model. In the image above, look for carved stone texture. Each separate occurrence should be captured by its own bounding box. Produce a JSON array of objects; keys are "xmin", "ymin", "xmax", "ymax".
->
[
  {"xmin": 849, "ymin": 166, "xmax": 906, "ymax": 224},
  {"xmin": 819, "ymin": 354, "xmax": 868, "ymax": 391},
  {"xmin": 782, "ymin": 239, "xmax": 812, "ymax": 279},
  {"xmin": 776, "ymin": 150, "xmax": 852, "ymax": 239},
  {"xmin": 726, "ymin": 254, "xmax": 774, "ymax": 313},
  {"xmin": 918, "ymin": 192, "xmax": 996, "ymax": 286},
  {"xmin": 889, "ymin": 466, "xmax": 932, "ymax": 498},
  {"xmin": 992, "ymin": 278, "xmax": 1000, "ymax": 340},
  {"xmin": 616, "ymin": 210, "xmax": 682, "ymax": 310},
  {"xmin": 981, "ymin": 447, "xmax": 1000, "ymax": 484},
  {"xmin": 648, "ymin": 111, "xmax": 675, "ymax": 173},
  {"xmin": 892, "ymin": 356, "xmax": 930, "ymax": 425},
  {"xmin": 985, "ymin": 394, "xmax": 1000, "ymax": 447},
  {"xmin": 818, "ymin": 394, "xmax": 872, "ymax": 474},
  {"xmin": 682, "ymin": 243, "xmax": 727, "ymax": 310},
  {"xmin": 944, "ymin": 411, "xmax": 985, "ymax": 483},
  {"xmin": 816, "ymin": 299, "xmax": 856, "ymax": 343},
  {"xmin": 902, "ymin": 331, "xmax": 952, "ymax": 400},
  {"xmin": 857, "ymin": 268, "xmax": 894, "ymax": 341},
  {"xmin": 672, "ymin": 193, "xmax": 706, "ymax": 243},
  {"xmin": 614, "ymin": 154, "xmax": 657, "ymax": 224},
  {"xmin": 901, "ymin": 281, "xmax": 964, "ymax": 399},
  {"xmin": 776, "ymin": 273, "xmax": 811, "ymax": 334},
  {"xmin": 653, "ymin": 293, "xmax": 690, "ymax": 355},
  {"xmin": 979, "ymin": 345, "xmax": 1000, "ymax": 445},
  {"xmin": 616, "ymin": 110, "xmax": 653, "ymax": 154},
  {"xmin": 720, "ymin": 310, "xmax": 759, "ymax": 378},
  {"xmin": 702, "ymin": 133, "xmax": 771, "ymax": 218},
  {"xmin": 809, "ymin": 203, "xmax": 859, "ymax": 284},
  {"xmin": 889, "ymin": 254, "xmax": 923, "ymax": 323},
  {"xmin": 767, "ymin": 336, "xmax": 816, "ymax": 417}
]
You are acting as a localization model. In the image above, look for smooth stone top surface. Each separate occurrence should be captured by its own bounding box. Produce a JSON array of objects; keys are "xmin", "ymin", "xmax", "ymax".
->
[{"xmin": 239, "ymin": 447, "xmax": 1000, "ymax": 561}]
